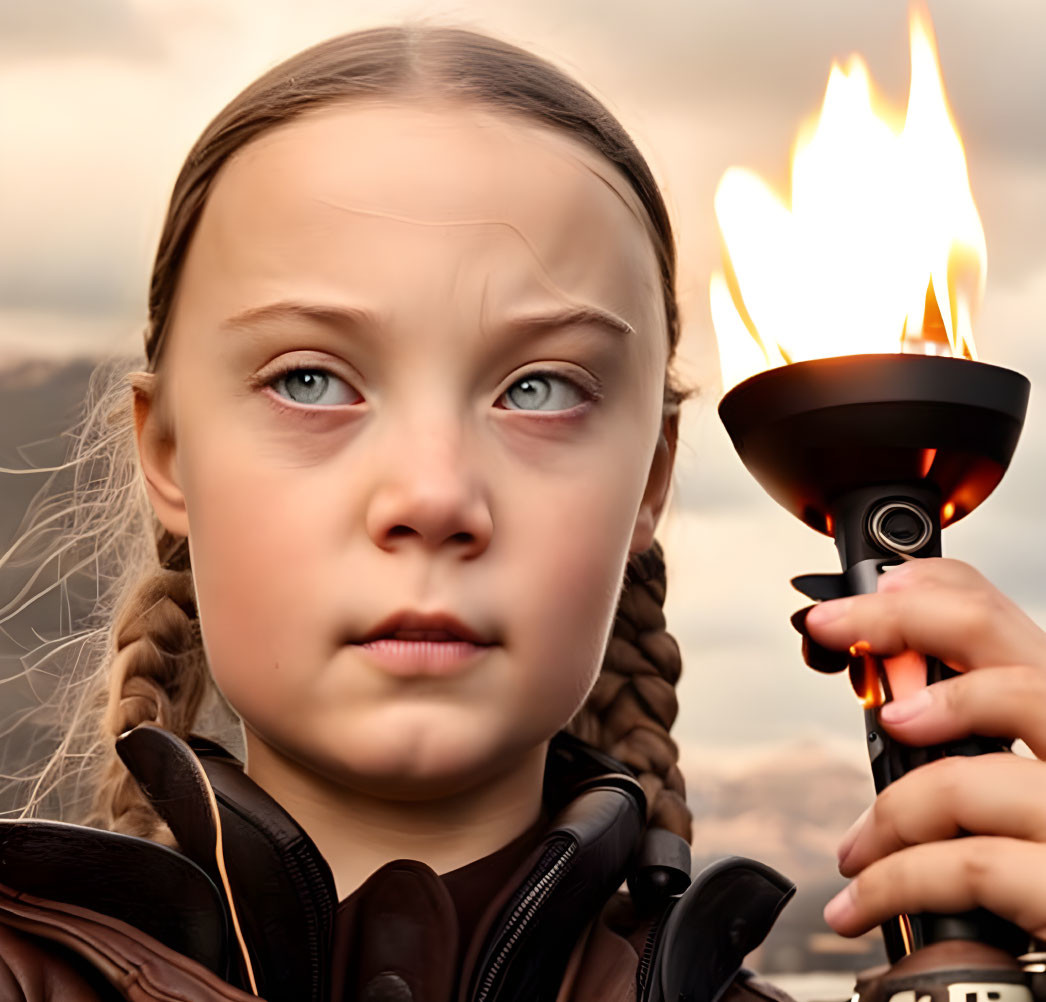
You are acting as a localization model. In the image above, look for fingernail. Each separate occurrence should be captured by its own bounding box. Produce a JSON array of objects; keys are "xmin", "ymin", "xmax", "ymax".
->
[
  {"xmin": 806, "ymin": 598, "xmax": 853, "ymax": 626},
  {"xmin": 823, "ymin": 884, "xmax": 856, "ymax": 928},
  {"xmin": 790, "ymin": 606, "xmax": 814, "ymax": 635},
  {"xmin": 802, "ymin": 635, "xmax": 850, "ymax": 674},
  {"xmin": 792, "ymin": 606, "xmax": 850, "ymax": 672},
  {"xmin": 836, "ymin": 806, "xmax": 870, "ymax": 865},
  {"xmin": 880, "ymin": 687, "xmax": 933, "ymax": 724}
]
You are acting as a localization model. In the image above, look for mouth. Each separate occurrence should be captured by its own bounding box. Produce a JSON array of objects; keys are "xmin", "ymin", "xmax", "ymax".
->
[
  {"xmin": 357, "ymin": 611, "xmax": 495, "ymax": 647},
  {"xmin": 352, "ymin": 610, "xmax": 497, "ymax": 678}
]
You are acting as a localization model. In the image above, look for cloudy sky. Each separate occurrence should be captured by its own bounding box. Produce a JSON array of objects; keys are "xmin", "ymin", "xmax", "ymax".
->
[{"xmin": 1, "ymin": 0, "xmax": 1044, "ymax": 761}]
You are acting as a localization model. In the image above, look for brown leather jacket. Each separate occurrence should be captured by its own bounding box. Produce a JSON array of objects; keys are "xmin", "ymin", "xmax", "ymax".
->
[{"xmin": 0, "ymin": 724, "xmax": 797, "ymax": 1002}]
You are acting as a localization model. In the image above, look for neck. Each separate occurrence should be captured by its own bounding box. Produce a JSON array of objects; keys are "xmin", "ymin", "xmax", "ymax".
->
[{"xmin": 242, "ymin": 734, "xmax": 548, "ymax": 901}]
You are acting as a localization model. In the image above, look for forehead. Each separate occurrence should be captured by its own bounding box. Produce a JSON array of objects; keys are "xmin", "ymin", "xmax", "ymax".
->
[{"xmin": 189, "ymin": 99, "xmax": 663, "ymax": 325}]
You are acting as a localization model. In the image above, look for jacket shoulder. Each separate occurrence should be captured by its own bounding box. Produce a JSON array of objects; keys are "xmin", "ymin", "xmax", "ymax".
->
[
  {"xmin": 0, "ymin": 818, "xmax": 230, "ymax": 976},
  {"xmin": 0, "ymin": 922, "xmax": 121, "ymax": 1001},
  {"xmin": 0, "ymin": 874, "xmax": 259, "ymax": 1002}
]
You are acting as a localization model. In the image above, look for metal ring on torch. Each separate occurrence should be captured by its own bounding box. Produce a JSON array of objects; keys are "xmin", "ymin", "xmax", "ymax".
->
[{"xmin": 867, "ymin": 500, "xmax": 934, "ymax": 554}]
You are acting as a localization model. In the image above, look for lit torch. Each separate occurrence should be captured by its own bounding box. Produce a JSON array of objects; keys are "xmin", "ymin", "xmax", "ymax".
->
[{"xmin": 714, "ymin": 5, "xmax": 1034, "ymax": 991}]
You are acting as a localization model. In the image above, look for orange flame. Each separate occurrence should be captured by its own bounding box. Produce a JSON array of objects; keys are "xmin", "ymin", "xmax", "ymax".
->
[
  {"xmin": 849, "ymin": 641, "xmax": 884, "ymax": 709},
  {"xmin": 712, "ymin": 5, "xmax": 986, "ymax": 392}
]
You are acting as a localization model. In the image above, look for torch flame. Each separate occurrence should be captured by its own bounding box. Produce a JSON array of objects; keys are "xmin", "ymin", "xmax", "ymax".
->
[{"xmin": 713, "ymin": 6, "xmax": 987, "ymax": 391}]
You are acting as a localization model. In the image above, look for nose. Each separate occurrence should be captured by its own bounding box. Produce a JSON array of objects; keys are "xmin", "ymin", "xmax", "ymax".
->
[{"xmin": 364, "ymin": 416, "xmax": 493, "ymax": 560}]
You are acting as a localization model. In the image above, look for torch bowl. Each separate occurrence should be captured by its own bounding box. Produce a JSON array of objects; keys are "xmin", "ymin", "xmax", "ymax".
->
[{"xmin": 718, "ymin": 354, "xmax": 1029, "ymax": 536}]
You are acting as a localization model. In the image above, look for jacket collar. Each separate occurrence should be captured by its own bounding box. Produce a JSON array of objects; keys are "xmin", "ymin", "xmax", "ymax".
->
[{"xmin": 114, "ymin": 723, "xmax": 648, "ymax": 1002}]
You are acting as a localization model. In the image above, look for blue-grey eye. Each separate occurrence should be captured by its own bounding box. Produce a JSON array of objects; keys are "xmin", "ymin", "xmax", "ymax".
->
[
  {"xmin": 273, "ymin": 369, "xmax": 355, "ymax": 406},
  {"xmin": 503, "ymin": 373, "xmax": 586, "ymax": 411}
]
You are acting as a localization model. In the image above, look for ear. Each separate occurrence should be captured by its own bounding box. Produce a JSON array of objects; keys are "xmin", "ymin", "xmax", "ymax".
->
[
  {"xmin": 629, "ymin": 409, "xmax": 679, "ymax": 554},
  {"xmin": 128, "ymin": 372, "xmax": 190, "ymax": 539}
]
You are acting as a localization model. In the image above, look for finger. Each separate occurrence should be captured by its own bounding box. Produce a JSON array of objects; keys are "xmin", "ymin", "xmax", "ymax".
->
[
  {"xmin": 883, "ymin": 649, "xmax": 927, "ymax": 701},
  {"xmin": 804, "ymin": 573, "xmax": 1046, "ymax": 672},
  {"xmin": 838, "ymin": 754, "xmax": 1046, "ymax": 877},
  {"xmin": 824, "ymin": 836, "xmax": 1046, "ymax": 939},
  {"xmin": 877, "ymin": 557, "xmax": 992, "ymax": 595},
  {"xmin": 878, "ymin": 664, "xmax": 1046, "ymax": 758}
]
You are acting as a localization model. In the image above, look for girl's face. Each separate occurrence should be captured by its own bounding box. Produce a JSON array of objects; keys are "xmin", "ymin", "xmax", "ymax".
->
[{"xmin": 137, "ymin": 100, "xmax": 673, "ymax": 798}]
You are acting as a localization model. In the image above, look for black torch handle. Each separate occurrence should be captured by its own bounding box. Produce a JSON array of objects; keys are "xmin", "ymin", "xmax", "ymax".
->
[
  {"xmin": 822, "ymin": 485, "xmax": 1029, "ymax": 961},
  {"xmin": 854, "ymin": 641, "xmax": 1024, "ymax": 961}
]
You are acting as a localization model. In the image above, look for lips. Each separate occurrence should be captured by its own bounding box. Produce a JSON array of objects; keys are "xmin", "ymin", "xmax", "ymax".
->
[{"xmin": 357, "ymin": 611, "xmax": 494, "ymax": 647}]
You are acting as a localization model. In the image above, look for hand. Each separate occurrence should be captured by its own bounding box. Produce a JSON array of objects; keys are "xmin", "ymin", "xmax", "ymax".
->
[{"xmin": 799, "ymin": 557, "xmax": 1046, "ymax": 939}]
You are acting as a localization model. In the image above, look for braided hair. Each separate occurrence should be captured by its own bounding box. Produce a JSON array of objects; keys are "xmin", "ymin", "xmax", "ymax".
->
[
  {"xmin": 87, "ymin": 561, "xmax": 208, "ymax": 843},
  {"xmin": 568, "ymin": 542, "xmax": 691, "ymax": 841}
]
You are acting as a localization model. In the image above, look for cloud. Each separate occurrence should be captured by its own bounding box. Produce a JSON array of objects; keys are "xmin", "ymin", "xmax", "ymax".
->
[
  {"xmin": 969, "ymin": 160, "xmax": 1046, "ymax": 288},
  {"xmin": 0, "ymin": 257, "xmax": 144, "ymax": 319},
  {"xmin": 522, "ymin": 0, "xmax": 1046, "ymax": 166},
  {"xmin": 0, "ymin": 0, "xmax": 166, "ymax": 60},
  {"xmin": 658, "ymin": 503, "xmax": 860, "ymax": 748},
  {"xmin": 0, "ymin": 309, "xmax": 143, "ymax": 363}
]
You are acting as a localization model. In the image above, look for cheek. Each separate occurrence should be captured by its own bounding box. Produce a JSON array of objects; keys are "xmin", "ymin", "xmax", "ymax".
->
[
  {"xmin": 509, "ymin": 453, "xmax": 649, "ymax": 700},
  {"xmin": 179, "ymin": 433, "xmax": 330, "ymax": 688}
]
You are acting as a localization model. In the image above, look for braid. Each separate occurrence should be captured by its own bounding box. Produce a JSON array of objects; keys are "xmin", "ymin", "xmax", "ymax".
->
[
  {"xmin": 87, "ymin": 561, "xmax": 208, "ymax": 844},
  {"xmin": 568, "ymin": 540, "xmax": 691, "ymax": 842}
]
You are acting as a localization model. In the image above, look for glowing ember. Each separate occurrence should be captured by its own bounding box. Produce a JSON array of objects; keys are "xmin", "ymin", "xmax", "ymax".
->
[
  {"xmin": 849, "ymin": 641, "xmax": 885, "ymax": 709},
  {"xmin": 712, "ymin": 5, "xmax": 986, "ymax": 391}
]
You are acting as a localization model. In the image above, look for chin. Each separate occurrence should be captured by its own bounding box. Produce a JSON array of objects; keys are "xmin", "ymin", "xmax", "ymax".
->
[{"xmin": 315, "ymin": 714, "xmax": 544, "ymax": 802}]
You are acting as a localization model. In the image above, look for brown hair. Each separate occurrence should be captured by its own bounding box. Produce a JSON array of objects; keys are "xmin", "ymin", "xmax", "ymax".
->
[{"xmin": 12, "ymin": 24, "xmax": 694, "ymax": 844}]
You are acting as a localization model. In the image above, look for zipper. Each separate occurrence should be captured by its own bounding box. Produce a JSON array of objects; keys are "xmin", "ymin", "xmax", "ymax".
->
[
  {"xmin": 636, "ymin": 899, "xmax": 674, "ymax": 1002},
  {"xmin": 276, "ymin": 831, "xmax": 333, "ymax": 1002},
  {"xmin": 473, "ymin": 837, "xmax": 578, "ymax": 1002}
]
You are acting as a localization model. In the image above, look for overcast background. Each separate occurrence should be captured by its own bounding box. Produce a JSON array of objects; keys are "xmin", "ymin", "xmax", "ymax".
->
[
  {"xmin": 3, "ymin": 0, "xmax": 1045, "ymax": 980},
  {"xmin": 1, "ymin": 0, "xmax": 1044, "ymax": 784}
]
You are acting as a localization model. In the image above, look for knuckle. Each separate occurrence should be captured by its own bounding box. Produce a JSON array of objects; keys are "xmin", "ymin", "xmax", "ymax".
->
[
  {"xmin": 899, "ymin": 758, "xmax": 966, "ymax": 837},
  {"xmin": 926, "ymin": 754, "xmax": 966, "ymax": 800},
  {"xmin": 934, "ymin": 557, "xmax": 992, "ymax": 593},
  {"xmin": 878, "ymin": 591, "xmax": 912, "ymax": 648},
  {"xmin": 940, "ymin": 677, "xmax": 966, "ymax": 717},
  {"xmin": 938, "ymin": 557, "xmax": 979, "ymax": 582},
  {"xmin": 872, "ymin": 781, "xmax": 912, "ymax": 846},
  {"xmin": 874, "ymin": 778, "xmax": 899, "ymax": 817},
  {"xmin": 851, "ymin": 865, "xmax": 882, "ymax": 912},
  {"xmin": 883, "ymin": 806, "xmax": 916, "ymax": 853},
  {"xmin": 915, "ymin": 557, "xmax": 947, "ymax": 582},
  {"xmin": 959, "ymin": 841, "xmax": 994, "ymax": 899},
  {"xmin": 956, "ymin": 590, "xmax": 1003, "ymax": 647},
  {"xmin": 955, "ymin": 663, "xmax": 1046, "ymax": 731},
  {"xmin": 1023, "ymin": 785, "xmax": 1046, "ymax": 842},
  {"xmin": 1004, "ymin": 663, "xmax": 1046, "ymax": 704},
  {"xmin": 858, "ymin": 851, "xmax": 916, "ymax": 917}
]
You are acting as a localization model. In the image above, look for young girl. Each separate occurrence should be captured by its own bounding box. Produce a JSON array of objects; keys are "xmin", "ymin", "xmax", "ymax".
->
[{"xmin": 2, "ymin": 22, "xmax": 1046, "ymax": 1002}]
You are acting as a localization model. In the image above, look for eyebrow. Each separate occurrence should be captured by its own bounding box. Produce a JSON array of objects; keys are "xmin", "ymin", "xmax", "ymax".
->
[
  {"xmin": 219, "ymin": 300, "xmax": 376, "ymax": 335},
  {"xmin": 219, "ymin": 300, "xmax": 635, "ymax": 339},
  {"xmin": 507, "ymin": 305, "xmax": 635, "ymax": 338}
]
